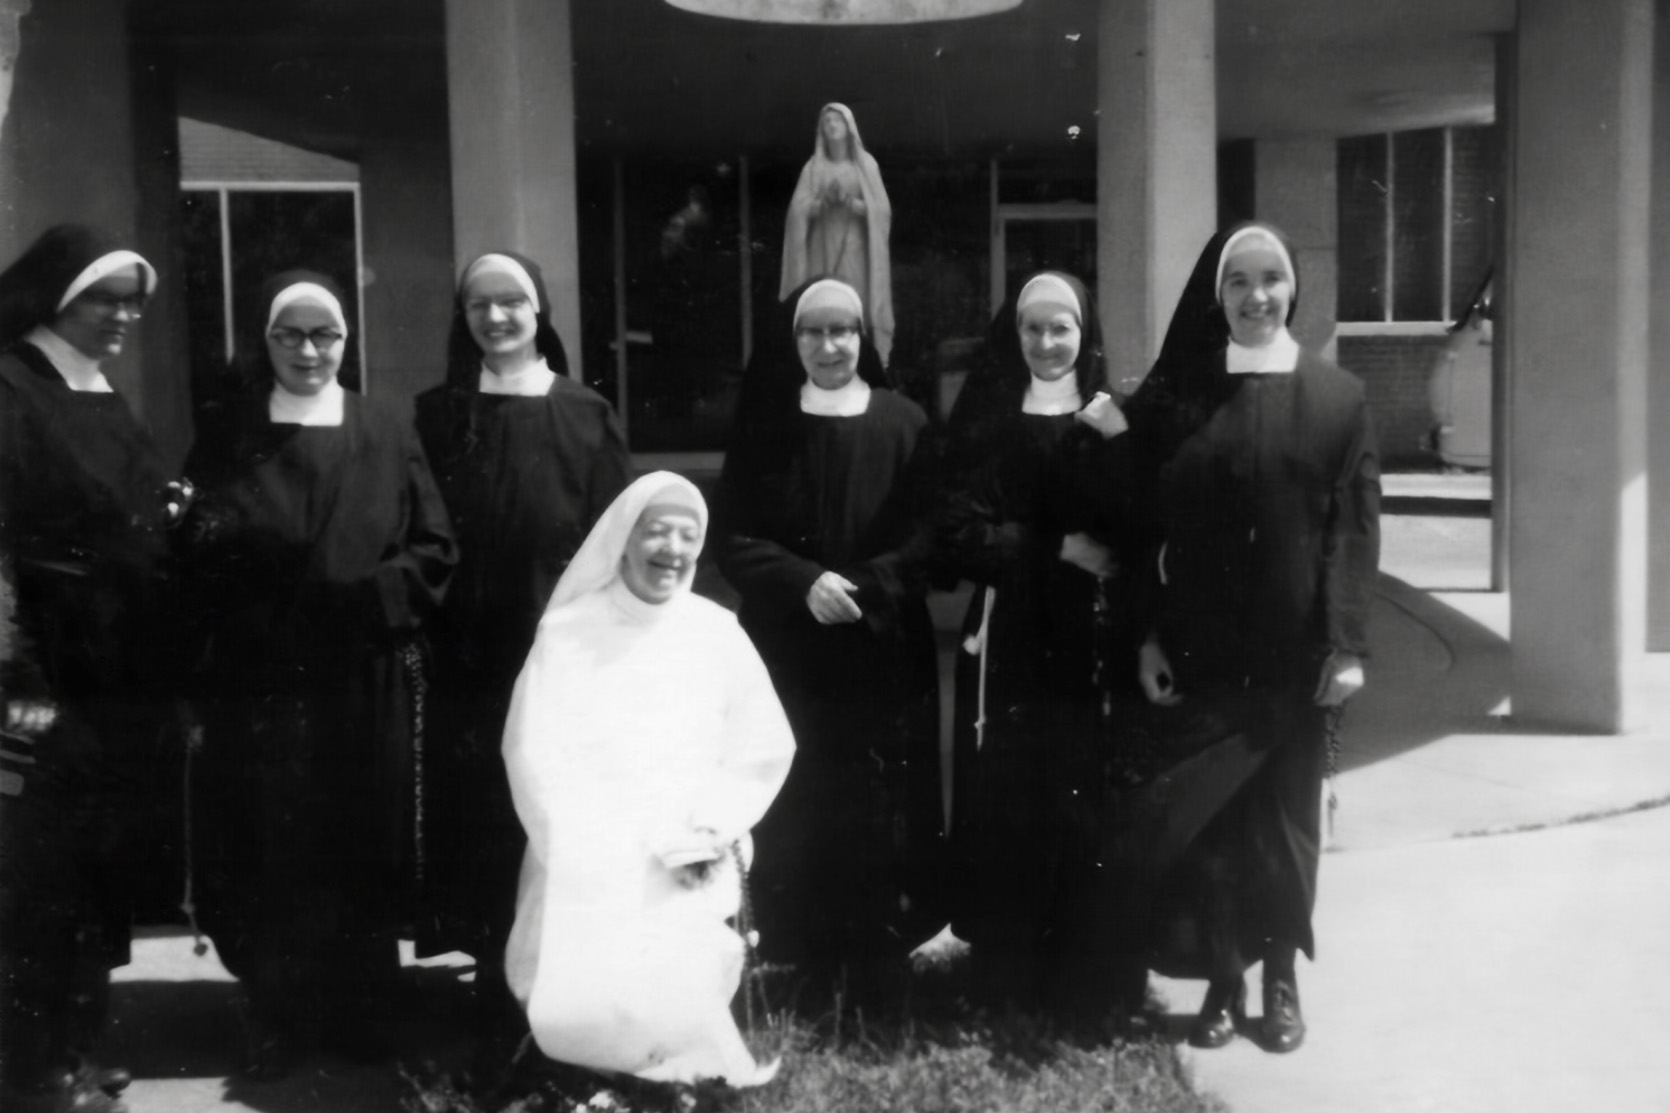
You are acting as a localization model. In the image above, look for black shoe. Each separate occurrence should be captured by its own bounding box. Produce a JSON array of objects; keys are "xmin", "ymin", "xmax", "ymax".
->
[
  {"xmin": 1261, "ymin": 973, "xmax": 1306, "ymax": 1053},
  {"xmin": 71, "ymin": 1057, "xmax": 132, "ymax": 1097},
  {"xmin": 64, "ymin": 1082, "xmax": 130, "ymax": 1113},
  {"xmin": 0, "ymin": 1076, "xmax": 131, "ymax": 1113},
  {"xmin": 1187, "ymin": 977, "xmax": 1246, "ymax": 1049}
]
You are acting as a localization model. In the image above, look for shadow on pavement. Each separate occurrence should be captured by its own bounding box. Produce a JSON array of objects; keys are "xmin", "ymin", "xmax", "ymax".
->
[
  {"xmin": 107, "ymin": 943, "xmax": 487, "ymax": 1113},
  {"xmin": 1336, "ymin": 573, "xmax": 1512, "ymax": 774}
]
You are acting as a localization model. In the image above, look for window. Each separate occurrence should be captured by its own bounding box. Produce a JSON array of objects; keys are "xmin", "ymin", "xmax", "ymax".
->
[{"xmin": 1338, "ymin": 125, "xmax": 1498, "ymax": 325}]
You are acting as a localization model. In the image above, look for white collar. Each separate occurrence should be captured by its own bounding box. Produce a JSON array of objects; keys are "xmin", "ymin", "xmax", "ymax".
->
[
  {"xmin": 1022, "ymin": 370, "xmax": 1081, "ymax": 415},
  {"xmin": 604, "ymin": 574, "xmax": 683, "ymax": 625},
  {"xmin": 799, "ymin": 376, "xmax": 872, "ymax": 417},
  {"xmin": 25, "ymin": 325, "xmax": 113, "ymax": 393},
  {"xmin": 269, "ymin": 379, "xmax": 346, "ymax": 426},
  {"xmin": 1226, "ymin": 328, "xmax": 1301, "ymax": 374},
  {"xmin": 479, "ymin": 356, "xmax": 557, "ymax": 397}
]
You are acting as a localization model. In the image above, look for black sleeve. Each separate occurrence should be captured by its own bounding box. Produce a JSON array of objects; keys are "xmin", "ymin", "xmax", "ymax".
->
[
  {"xmin": 1322, "ymin": 398, "xmax": 1382, "ymax": 658},
  {"xmin": 711, "ymin": 435, "xmax": 826, "ymax": 615},
  {"xmin": 370, "ymin": 420, "xmax": 459, "ymax": 632},
  {"xmin": 585, "ymin": 399, "xmax": 634, "ymax": 529}
]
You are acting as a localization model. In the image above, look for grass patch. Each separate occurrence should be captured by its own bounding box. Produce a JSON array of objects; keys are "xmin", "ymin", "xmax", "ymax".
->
[{"xmin": 399, "ymin": 950, "xmax": 1224, "ymax": 1113}]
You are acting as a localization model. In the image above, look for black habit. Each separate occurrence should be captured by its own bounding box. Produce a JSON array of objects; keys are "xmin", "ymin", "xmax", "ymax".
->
[
  {"xmin": 0, "ymin": 225, "xmax": 180, "ymax": 1096},
  {"xmin": 936, "ymin": 272, "xmax": 1131, "ymax": 996},
  {"xmin": 0, "ymin": 339, "xmax": 179, "ymax": 1089},
  {"xmin": 1123, "ymin": 223, "xmax": 1380, "ymax": 979},
  {"xmin": 414, "ymin": 256, "xmax": 631, "ymax": 960},
  {"xmin": 181, "ymin": 364, "xmax": 457, "ymax": 1037},
  {"xmin": 713, "ymin": 292, "xmax": 944, "ymax": 969}
]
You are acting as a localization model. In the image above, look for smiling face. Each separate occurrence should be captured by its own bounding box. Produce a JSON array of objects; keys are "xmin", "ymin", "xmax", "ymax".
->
[
  {"xmin": 795, "ymin": 305, "xmax": 863, "ymax": 392},
  {"xmin": 1219, "ymin": 242, "xmax": 1294, "ymax": 349},
  {"xmin": 1017, "ymin": 304, "xmax": 1082, "ymax": 383},
  {"xmin": 619, "ymin": 503, "xmax": 704, "ymax": 605},
  {"xmin": 266, "ymin": 301, "xmax": 345, "ymax": 397},
  {"xmin": 463, "ymin": 270, "xmax": 539, "ymax": 364},
  {"xmin": 51, "ymin": 269, "xmax": 146, "ymax": 361}
]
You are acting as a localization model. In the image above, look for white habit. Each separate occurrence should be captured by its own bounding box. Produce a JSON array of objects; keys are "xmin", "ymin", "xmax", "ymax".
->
[{"xmin": 502, "ymin": 472, "xmax": 795, "ymax": 1087}]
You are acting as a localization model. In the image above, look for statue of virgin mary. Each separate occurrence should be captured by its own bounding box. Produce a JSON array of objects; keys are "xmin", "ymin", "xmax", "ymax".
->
[{"xmin": 779, "ymin": 103, "xmax": 895, "ymax": 365}]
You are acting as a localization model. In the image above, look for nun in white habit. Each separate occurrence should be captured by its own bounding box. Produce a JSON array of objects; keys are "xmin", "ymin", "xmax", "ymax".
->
[{"xmin": 502, "ymin": 471, "xmax": 795, "ymax": 1087}]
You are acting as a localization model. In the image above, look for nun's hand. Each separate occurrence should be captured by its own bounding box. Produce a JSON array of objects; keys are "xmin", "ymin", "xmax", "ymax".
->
[
  {"xmin": 1059, "ymin": 532, "xmax": 1117, "ymax": 579},
  {"xmin": 807, "ymin": 572, "xmax": 863, "ymax": 625},
  {"xmin": 1074, "ymin": 392, "xmax": 1129, "ymax": 440},
  {"xmin": 163, "ymin": 478, "xmax": 197, "ymax": 526},
  {"xmin": 847, "ymin": 195, "xmax": 867, "ymax": 215},
  {"xmin": 4, "ymin": 699, "xmax": 59, "ymax": 738},
  {"xmin": 1138, "ymin": 636, "xmax": 1182, "ymax": 706},
  {"xmin": 1314, "ymin": 651, "xmax": 1366, "ymax": 707}
]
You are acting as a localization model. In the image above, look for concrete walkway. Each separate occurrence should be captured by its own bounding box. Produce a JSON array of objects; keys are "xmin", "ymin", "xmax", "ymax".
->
[
  {"xmin": 108, "ymin": 502, "xmax": 1670, "ymax": 1112},
  {"xmin": 1164, "ymin": 805, "xmax": 1670, "ymax": 1113},
  {"xmin": 1162, "ymin": 555, "xmax": 1670, "ymax": 1112}
]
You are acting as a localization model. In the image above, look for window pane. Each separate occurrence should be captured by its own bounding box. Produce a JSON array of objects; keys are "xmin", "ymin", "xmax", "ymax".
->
[
  {"xmin": 1448, "ymin": 124, "xmax": 1499, "ymax": 320},
  {"xmin": 1390, "ymin": 128, "xmax": 1445, "ymax": 322},
  {"xmin": 1002, "ymin": 218, "xmax": 1096, "ymax": 299},
  {"xmin": 179, "ymin": 190, "xmax": 226, "ymax": 378},
  {"xmin": 1337, "ymin": 135, "xmax": 1388, "ymax": 322},
  {"xmin": 615, "ymin": 161, "xmax": 745, "ymax": 453},
  {"xmin": 887, "ymin": 163, "xmax": 990, "ymax": 412},
  {"xmin": 227, "ymin": 190, "xmax": 361, "ymax": 384}
]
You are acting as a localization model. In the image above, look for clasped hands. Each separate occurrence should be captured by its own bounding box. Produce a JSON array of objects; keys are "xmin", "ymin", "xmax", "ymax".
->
[
  {"xmin": 819, "ymin": 186, "xmax": 865, "ymax": 214},
  {"xmin": 3, "ymin": 699, "xmax": 58, "ymax": 737},
  {"xmin": 163, "ymin": 478, "xmax": 197, "ymax": 526}
]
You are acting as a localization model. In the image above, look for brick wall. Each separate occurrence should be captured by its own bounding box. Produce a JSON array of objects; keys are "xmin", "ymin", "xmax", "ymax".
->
[{"xmin": 1336, "ymin": 333, "xmax": 1448, "ymax": 469}]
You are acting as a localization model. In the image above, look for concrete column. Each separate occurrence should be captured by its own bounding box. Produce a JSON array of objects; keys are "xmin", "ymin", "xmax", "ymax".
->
[
  {"xmin": 1253, "ymin": 138, "xmax": 1338, "ymax": 361},
  {"xmin": 128, "ymin": 42, "xmax": 193, "ymax": 470},
  {"xmin": 0, "ymin": 0, "xmax": 186, "ymax": 453},
  {"xmin": 361, "ymin": 138, "xmax": 457, "ymax": 399},
  {"xmin": 443, "ymin": 0, "xmax": 583, "ymax": 378},
  {"xmin": 361, "ymin": 45, "xmax": 457, "ymax": 401},
  {"xmin": 1506, "ymin": 0, "xmax": 1654, "ymax": 731},
  {"xmin": 1491, "ymin": 34, "xmax": 1515, "ymax": 594},
  {"xmin": 1096, "ymin": 0, "xmax": 1217, "ymax": 385},
  {"xmin": 0, "ymin": 0, "xmax": 137, "ymax": 259},
  {"xmin": 0, "ymin": 0, "xmax": 27, "ymax": 138},
  {"xmin": 1648, "ymin": 0, "xmax": 1670, "ymax": 648}
]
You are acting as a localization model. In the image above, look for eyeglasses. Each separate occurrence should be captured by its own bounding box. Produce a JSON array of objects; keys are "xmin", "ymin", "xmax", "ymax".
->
[
  {"xmin": 268, "ymin": 327, "xmax": 346, "ymax": 350},
  {"xmin": 795, "ymin": 324, "xmax": 860, "ymax": 343},
  {"xmin": 77, "ymin": 291, "xmax": 147, "ymax": 317},
  {"xmin": 465, "ymin": 296, "xmax": 531, "ymax": 315}
]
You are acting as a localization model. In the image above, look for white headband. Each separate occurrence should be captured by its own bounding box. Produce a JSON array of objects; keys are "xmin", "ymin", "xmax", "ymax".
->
[
  {"xmin": 57, "ymin": 250, "xmax": 158, "ymax": 312},
  {"xmin": 266, "ymin": 282, "xmax": 347, "ymax": 333},
  {"xmin": 1215, "ymin": 227, "xmax": 1297, "ymax": 303},
  {"xmin": 793, "ymin": 278, "xmax": 864, "ymax": 328},
  {"xmin": 462, "ymin": 253, "xmax": 541, "ymax": 314},
  {"xmin": 1015, "ymin": 273, "xmax": 1081, "ymax": 325}
]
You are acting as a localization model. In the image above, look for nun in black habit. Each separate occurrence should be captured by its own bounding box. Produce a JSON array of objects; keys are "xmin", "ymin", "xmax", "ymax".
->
[
  {"xmin": 0, "ymin": 225, "xmax": 183, "ymax": 1112},
  {"xmin": 179, "ymin": 271, "xmax": 457, "ymax": 1072},
  {"xmin": 413, "ymin": 251, "xmax": 630, "ymax": 974},
  {"xmin": 712, "ymin": 278, "xmax": 944, "ymax": 977},
  {"xmin": 1123, "ymin": 222, "xmax": 1380, "ymax": 1053},
  {"xmin": 937, "ymin": 271, "xmax": 1137, "ymax": 1006}
]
